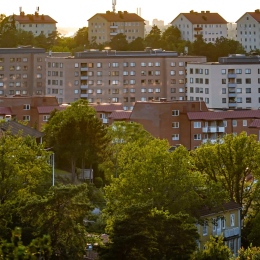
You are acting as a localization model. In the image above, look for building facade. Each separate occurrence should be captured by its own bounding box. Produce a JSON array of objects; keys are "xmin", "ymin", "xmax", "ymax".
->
[
  {"xmin": 0, "ymin": 47, "xmax": 47, "ymax": 97},
  {"xmin": 236, "ymin": 10, "xmax": 260, "ymax": 53},
  {"xmin": 11, "ymin": 10, "xmax": 57, "ymax": 37},
  {"xmin": 45, "ymin": 50, "xmax": 206, "ymax": 109},
  {"xmin": 171, "ymin": 11, "xmax": 227, "ymax": 43},
  {"xmin": 130, "ymin": 100, "xmax": 260, "ymax": 150},
  {"xmin": 186, "ymin": 54, "xmax": 260, "ymax": 109},
  {"xmin": 88, "ymin": 11, "xmax": 145, "ymax": 44}
]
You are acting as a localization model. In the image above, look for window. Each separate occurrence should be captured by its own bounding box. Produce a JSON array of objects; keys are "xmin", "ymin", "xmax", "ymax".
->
[
  {"xmin": 97, "ymin": 80, "xmax": 102, "ymax": 85},
  {"xmin": 141, "ymin": 71, "xmax": 146, "ymax": 76},
  {"xmin": 246, "ymin": 88, "xmax": 251, "ymax": 93},
  {"xmin": 203, "ymin": 221, "xmax": 208, "ymax": 236},
  {"xmin": 205, "ymin": 79, "xmax": 209, "ymax": 84},
  {"xmin": 205, "ymin": 88, "xmax": 209, "ymax": 94},
  {"xmin": 205, "ymin": 69, "xmax": 209, "ymax": 75},
  {"xmin": 246, "ymin": 78, "xmax": 251, "ymax": 84},
  {"xmin": 130, "ymin": 62, "xmax": 135, "ymax": 67},
  {"xmin": 130, "ymin": 97, "xmax": 135, "ymax": 102},
  {"xmin": 222, "ymin": 98, "xmax": 226, "ymax": 103},
  {"xmin": 123, "ymin": 62, "xmax": 128, "ymax": 67},
  {"xmin": 155, "ymin": 62, "xmax": 160, "ymax": 67},
  {"xmin": 194, "ymin": 122, "xmax": 201, "ymax": 128},
  {"xmin": 243, "ymin": 120, "xmax": 247, "ymax": 126},
  {"xmin": 171, "ymin": 79, "xmax": 176, "ymax": 84},
  {"xmin": 141, "ymin": 62, "xmax": 146, "ymax": 67},
  {"xmin": 221, "ymin": 218, "xmax": 225, "ymax": 229},
  {"xmin": 245, "ymin": 68, "xmax": 251, "ymax": 74},
  {"xmin": 141, "ymin": 88, "xmax": 146, "ymax": 93},
  {"xmin": 148, "ymin": 62, "xmax": 153, "ymax": 67},
  {"xmin": 130, "ymin": 88, "xmax": 135, "ymax": 93},
  {"xmin": 172, "ymin": 110, "xmax": 179, "ymax": 116},
  {"xmin": 221, "ymin": 69, "xmax": 226, "ymax": 74},
  {"xmin": 155, "ymin": 70, "xmax": 160, "ymax": 75},
  {"xmin": 74, "ymin": 89, "xmax": 79, "ymax": 94},
  {"xmin": 246, "ymin": 97, "xmax": 251, "ymax": 103},
  {"xmin": 179, "ymin": 61, "xmax": 184, "ymax": 66},
  {"xmin": 130, "ymin": 71, "xmax": 135, "ymax": 76},
  {"xmin": 237, "ymin": 88, "xmax": 242, "ymax": 93},
  {"xmin": 222, "ymin": 88, "xmax": 226, "ymax": 94},
  {"xmin": 123, "ymin": 71, "xmax": 128, "ymax": 76},
  {"xmin": 43, "ymin": 115, "xmax": 50, "ymax": 122},
  {"xmin": 170, "ymin": 70, "xmax": 175, "ymax": 76},
  {"xmin": 171, "ymin": 88, "xmax": 176, "ymax": 93},
  {"xmin": 172, "ymin": 122, "xmax": 179, "ymax": 128},
  {"xmin": 97, "ymin": 62, "xmax": 102, "ymax": 68},
  {"xmin": 222, "ymin": 79, "xmax": 226, "ymax": 84},
  {"xmin": 75, "ymin": 63, "xmax": 79, "ymax": 68},
  {"xmin": 129, "ymin": 79, "xmax": 135, "ymax": 85},
  {"xmin": 237, "ymin": 97, "xmax": 242, "ymax": 103},
  {"xmin": 172, "ymin": 134, "xmax": 179, "ymax": 140},
  {"xmin": 23, "ymin": 115, "xmax": 30, "ymax": 121},
  {"xmin": 230, "ymin": 214, "xmax": 235, "ymax": 227},
  {"xmin": 96, "ymin": 89, "xmax": 102, "ymax": 94},
  {"xmin": 232, "ymin": 120, "xmax": 237, "ymax": 127},
  {"xmin": 23, "ymin": 104, "xmax": 30, "ymax": 110},
  {"xmin": 194, "ymin": 134, "xmax": 201, "ymax": 140}
]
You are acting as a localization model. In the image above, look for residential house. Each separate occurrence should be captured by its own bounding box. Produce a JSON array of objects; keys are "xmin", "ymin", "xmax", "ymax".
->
[{"xmin": 171, "ymin": 10, "xmax": 227, "ymax": 43}]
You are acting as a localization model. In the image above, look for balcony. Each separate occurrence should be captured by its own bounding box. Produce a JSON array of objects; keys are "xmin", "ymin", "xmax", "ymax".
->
[
  {"xmin": 224, "ymin": 227, "xmax": 240, "ymax": 238},
  {"xmin": 102, "ymin": 118, "xmax": 109, "ymax": 124},
  {"xmin": 228, "ymin": 83, "xmax": 237, "ymax": 88},
  {"xmin": 228, "ymin": 102, "xmax": 237, "ymax": 107},
  {"xmin": 194, "ymin": 27, "xmax": 203, "ymax": 31},
  {"xmin": 228, "ymin": 73, "xmax": 236, "ymax": 78},
  {"xmin": 81, "ymin": 67, "xmax": 88, "ymax": 71},
  {"xmin": 110, "ymin": 25, "xmax": 118, "ymax": 29},
  {"xmin": 80, "ymin": 94, "xmax": 88, "ymax": 98},
  {"xmin": 81, "ymin": 76, "xmax": 88, "ymax": 80},
  {"xmin": 202, "ymin": 138, "xmax": 224, "ymax": 144},
  {"xmin": 81, "ymin": 85, "xmax": 88, "ymax": 89},
  {"xmin": 228, "ymin": 93, "xmax": 237, "ymax": 98},
  {"xmin": 202, "ymin": 126, "xmax": 225, "ymax": 133},
  {"xmin": 110, "ymin": 32, "xmax": 118, "ymax": 36}
]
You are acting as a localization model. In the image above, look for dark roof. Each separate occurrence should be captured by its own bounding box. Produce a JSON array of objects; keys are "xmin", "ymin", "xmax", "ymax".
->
[
  {"xmin": 13, "ymin": 14, "xmax": 57, "ymax": 24},
  {"xmin": 200, "ymin": 201, "xmax": 241, "ymax": 217},
  {"xmin": 0, "ymin": 107, "xmax": 12, "ymax": 115},
  {"xmin": 91, "ymin": 103, "xmax": 124, "ymax": 112},
  {"xmin": 187, "ymin": 110, "xmax": 260, "ymax": 121},
  {"xmin": 109, "ymin": 111, "xmax": 132, "ymax": 120},
  {"xmin": 0, "ymin": 121, "xmax": 44, "ymax": 139},
  {"xmin": 172, "ymin": 12, "xmax": 227, "ymax": 24},
  {"xmin": 88, "ymin": 12, "xmax": 144, "ymax": 22}
]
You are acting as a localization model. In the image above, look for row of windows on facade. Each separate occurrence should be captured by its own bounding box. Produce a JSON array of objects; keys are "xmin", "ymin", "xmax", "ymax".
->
[
  {"xmin": 243, "ymin": 45, "xmax": 259, "ymax": 50},
  {"xmin": 221, "ymin": 87, "xmax": 260, "ymax": 94},
  {"xmin": 74, "ymin": 61, "xmax": 184, "ymax": 68},
  {"xmin": 77, "ymin": 88, "xmax": 162, "ymax": 95},
  {"xmin": 0, "ymin": 73, "xmax": 43, "ymax": 80},
  {"xmin": 91, "ymin": 22, "xmax": 141, "ymax": 27},
  {"xmin": 0, "ymin": 90, "xmax": 42, "ymax": 95},
  {"xmin": 190, "ymin": 68, "xmax": 260, "ymax": 75},
  {"xmin": 86, "ymin": 96, "xmax": 160, "ymax": 104},
  {"xmin": 239, "ymin": 30, "xmax": 259, "ymax": 35},
  {"xmin": 21, "ymin": 24, "xmax": 52, "ymax": 28},
  {"xmin": 222, "ymin": 97, "xmax": 254, "ymax": 103},
  {"xmin": 92, "ymin": 29, "xmax": 139, "ymax": 33},
  {"xmin": 0, "ymin": 57, "xmax": 43, "ymax": 63},
  {"xmin": 182, "ymin": 31, "xmax": 223, "ymax": 36},
  {"xmin": 178, "ymin": 22, "xmax": 224, "ymax": 28},
  {"xmin": 0, "ymin": 82, "xmax": 42, "ymax": 88},
  {"xmin": 221, "ymin": 78, "xmax": 260, "ymax": 84},
  {"xmin": 171, "ymin": 120, "xmax": 248, "ymax": 128}
]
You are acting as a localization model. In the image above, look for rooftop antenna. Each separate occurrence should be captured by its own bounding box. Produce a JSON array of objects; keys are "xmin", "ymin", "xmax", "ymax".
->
[
  {"xmin": 19, "ymin": 7, "xmax": 22, "ymax": 14},
  {"xmin": 36, "ymin": 6, "xmax": 39, "ymax": 13},
  {"xmin": 112, "ymin": 0, "xmax": 116, "ymax": 13}
]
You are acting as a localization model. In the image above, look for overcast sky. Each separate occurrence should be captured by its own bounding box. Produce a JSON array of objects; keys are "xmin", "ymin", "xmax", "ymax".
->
[{"xmin": 2, "ymin": 0, "xmax": 260, "ymax": 28}]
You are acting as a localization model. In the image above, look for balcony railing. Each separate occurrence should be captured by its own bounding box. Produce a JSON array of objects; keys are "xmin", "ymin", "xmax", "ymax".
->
[
  {"xmin": 102, "ymin": 118, "xmax": 109, "ymax": 124},
  {"xmin": 224, "ymin": 227, "xmax": 240, "ymax": 238},
  {"xmin": 202, "ymin": 126, "xmax": 225, "ymax": 133},
  {"xmin": 110, "ymin": 25, "xmax": 118, "ymax": 29},
  {"xmin": 228, "ymin": 83, "xmax": 237, "ymax": 87},
  {"xmin": 228, "ymin": 93, "xmax": 237, "ymax": 98},
  {"xmin": 202, "ymin": 138, "xmax": 224, "ymax": 144},
  {"xmin": 80, "ymin": 94, "xmax": 88, "ymax": 98},
  {"xmin": 228, "ymin": 73, "xmax": 236, "ymax": 78},
  {"xmin": 80, "ymin": 76, "xmax": 88, "ymax": 80},
  {"xmin": 228, "ymin": 102, "xmax": 237, "ymax": 107},
  {"xmin": 80, "ymin": 85, "xmax": 88, "ymax": 89},
  {"xmin": 81, "ymin": 67, "xmax": 88, "ymax": 71},
  {"xmin": 110, "ymin": 32, "xmax": 118, "ymax": 36}
]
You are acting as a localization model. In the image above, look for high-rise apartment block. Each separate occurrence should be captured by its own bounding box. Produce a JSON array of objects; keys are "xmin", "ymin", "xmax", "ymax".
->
[
  {"xmin": 45, "ymin": 49, "xmax": 206, "ymax": 109},
  {"xmin": 88, "ymin": 11, "xmax": 145, "ymax": 44},
  {"xmin": 171, "ymin": 10, "xmax": 227, "ymax": 43}
]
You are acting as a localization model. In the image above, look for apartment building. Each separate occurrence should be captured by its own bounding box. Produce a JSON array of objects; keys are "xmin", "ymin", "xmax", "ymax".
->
[
  {"xmin": 45, "ymin": 49, "xmax": 206, "ymax": 109},
  {"xmin": 236, "ymin": 9, "xmax": 260, "ymax": 53},
  {"xmin": 186, "ymin": 54, "xmax": 260, "ymax": 109},
  {"xmin": 171, "ymin": 10, "xmax": 227, "ymax": 43},
  {"xmin": 88, "ymin": 11, "xmax": 145, "ymax": 44},
  {"xmin": 11, "ymin": 9, "xmax": 57, "ymax": 37},
  {"xmin": 198, "ymin": 201, "xmax": 241, "ymax": 256},
  {"xmin": 130, "ymin": 100, "xmax": 260, "ymax": 150},
  {"xmin": 0, "ymin": 47, "xmax": 47, "ymax": 97}
]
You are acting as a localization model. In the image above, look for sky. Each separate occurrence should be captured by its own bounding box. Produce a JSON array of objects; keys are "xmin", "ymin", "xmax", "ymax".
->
[{"xmin": 2, "ymin": 0, "xmax": 260, "ymax": 30}]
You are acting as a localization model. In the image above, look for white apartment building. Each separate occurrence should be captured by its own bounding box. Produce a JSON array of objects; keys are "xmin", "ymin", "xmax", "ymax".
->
[
  {"xmin": 11, "ymin": 11, "xmax": 57, "ymax": 37},
  {"xmin": 186, "ymin": 54, "xmax": 260, "ymax": 109},
  {"xmin": 236, "ymin": 9, "xmax": 260, "ymax": 53},
  {"xmin": 45, "ymin": 49, "xmax": 206, "ymax": 109},
  {"xmin": 171, "ymin": 10, "xmax": 228, "ymax": 43}
]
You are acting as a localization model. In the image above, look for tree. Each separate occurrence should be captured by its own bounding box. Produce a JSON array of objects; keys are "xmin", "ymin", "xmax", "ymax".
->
[
  {"xmin": 100, "ymin": 121, "xmax": 153, "ymax": 181},
  {"xmin": 44, "ymin": 99, "xmax": 109, "ymax": 183},
  {"xmin": 20, "ymin": 184, "xmax": 93, "ymax": 259},
  {"xmin": 193, "ymin": 132, "xmax": 260, "ymax": 220},
  {"xmin": 192, "ymin": 235, "xmax": 232, "ymax": 260},
  {"xmin": 237, "ymin": 245, "xmax": 260, "ymax": 259},
  {"xmin": 109, "ymin": 33, "xmax": 128, "ymax": 51},
  {"xmin": 128, "ymin": 37, "xmax": 145, "ymax": 51},
  {"xmin": 99, "ymin": 204, "xmax": 199, "ymax": 260},
  {"xmin": 161, "ymin": 26, "xmax": 181, "ymax": 50},
  {"xmin": 145, "ymin": 25, "xmax": 162, "ymax": 48},
  {"xmin": 74, "ymin": 27, "xmax": 89, "ymax": 47}
]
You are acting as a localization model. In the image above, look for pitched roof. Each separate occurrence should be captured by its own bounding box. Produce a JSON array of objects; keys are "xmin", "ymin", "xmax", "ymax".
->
[
  {"xmin": 0, "ymin": 121, "xmax": 44, "ymax": 138},
  {"xmin": 91, "ymin": 103, "xmax": 124, "ymax": 112},
  {"xmin": 88, "ymin": 12, "xmax": 144, "ymax": 22},
  {"xmin": 37, "ymin": 106, "xmax": 65, "ymax": 114},
  {"xmin": 13, "ymin": 14, "xmax": 57, "ymax": 24},
  {"xmin": 187, "ymin": 110, "xmax": 260, "ymax": 121},
  {"xmin": 172, "ymin": 12, "xmax": 227, "ymax": 24},
  {"xmin": 0, "ymin": 107, "xmax": 12, "ymax": 115},
  {"xmin": 109, "ymin": 111, "xmax": 132, "ymax": 120},
  {"xmin": 249, "ymin": 119, "xmax": 260, "ymax": 128},
  {"xmin": 247, "ymin": 12, "xmax": 260, "ymax": 23},
  {"xmin": 199, "ymin": 201, "xmax": 241, "ymax": 217}
]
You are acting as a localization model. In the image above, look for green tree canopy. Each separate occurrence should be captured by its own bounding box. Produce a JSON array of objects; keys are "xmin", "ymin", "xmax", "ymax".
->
[
  {"xmin": 161, "ymin": 26, "xmax": 181, "ymax": 50},
  {"xmin": 109, "ymin": 33, "xmax": 129, "ymax": 51},
  {"xmin": 145, "ymin": 25, "xmax": 162, "ymax": 49}
]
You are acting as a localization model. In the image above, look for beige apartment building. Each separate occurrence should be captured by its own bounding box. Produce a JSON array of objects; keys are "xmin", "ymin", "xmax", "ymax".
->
[
  {"xmin": 171, "ymin": 10, "xmax": 228, "ymax": 43},
  {"xmin": 45, "ymin": 49, "xmax": 206, "ymax": 109},
  {"xmin": 186, "ymin": 54, "xmax": 260, "ymax": 109},
  {"xmin": 0, "ymin": 47, "xmax": 47, "ymax": 97},
  {"xmin": 88, "ymin": 11, "xmax": 145, "ymax": 44},
  {"xmin": 11, "ymin": 9, "xmax": 57, "ymax": 37}
]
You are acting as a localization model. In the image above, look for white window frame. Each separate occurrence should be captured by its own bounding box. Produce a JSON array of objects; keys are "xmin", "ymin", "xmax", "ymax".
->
[
  {"xmin": 172, "ymin": 134, "xmax": 179, "ymax": 140},
  {"xmin": 172, "ymin": 110, "xmax": 179, "ymax": 116}
]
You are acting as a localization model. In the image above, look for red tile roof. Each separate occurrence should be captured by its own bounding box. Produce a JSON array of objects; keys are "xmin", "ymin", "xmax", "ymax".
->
[
  {"xmin": 13, "ymin": 14, "xmax": 57, "ymax": 24},
  {"xmin": 249, "ymin": 119, "xmax": 260, "ymax": 128},
  {"xmin": 37, "ymin": 106, "xmax": 65, "ymax": 114},
  {"xmin": 0, "ymin": 107, "xmax": 12, "ymax": 115},
  {"xmin": 109, "ymin": 111, "xmax": 132, "ymax": 120},
  {"xmin": 172, "ymin": 12, "xmax": 227, "ymax": 24},
  {"xmin": 88, "ymin": 12, "xmax": 144, "ymax": 22},
  {"xmin": 247, "ymin": 12, "xmax": 260, "ymax": 23},
  {"xmin": 188, "ymin": 110, "xmax": 260, "ymax": 121},
  {"xmin": 91, "ymin": 103, "xmax": 124, "ymax": 112}
]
